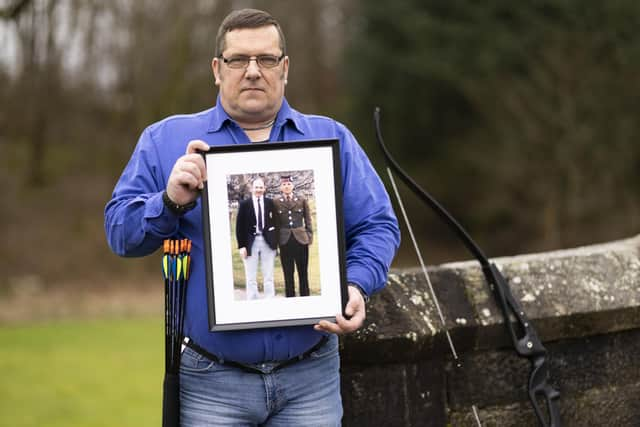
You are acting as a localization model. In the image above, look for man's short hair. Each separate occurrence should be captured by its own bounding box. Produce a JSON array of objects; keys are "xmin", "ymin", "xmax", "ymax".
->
[{"xmin": 215, "ymin": 8, "xmax": 287, "ymax": 57}]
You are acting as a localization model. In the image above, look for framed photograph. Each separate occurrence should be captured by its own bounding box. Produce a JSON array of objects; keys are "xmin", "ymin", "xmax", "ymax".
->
[{"xmin": 201, "ymin": 139, "xmax": 348, "ymax": 331}]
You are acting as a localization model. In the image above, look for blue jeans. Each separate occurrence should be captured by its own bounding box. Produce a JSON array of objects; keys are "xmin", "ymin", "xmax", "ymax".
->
[{"xmin": 179, "ymin": 334, "xmax": 342, "ymax": 426}]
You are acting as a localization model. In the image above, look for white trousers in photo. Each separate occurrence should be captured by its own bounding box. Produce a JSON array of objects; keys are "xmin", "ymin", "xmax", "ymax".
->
[{"xmin": 243, "ymin": 235, "xmax": 276, "ymax": 300}]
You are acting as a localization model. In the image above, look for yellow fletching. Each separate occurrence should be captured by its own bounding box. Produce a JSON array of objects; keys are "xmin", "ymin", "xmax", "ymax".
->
[{"xmin": 162, "ymin": 256, "xmax": 168, "ymax": 278}]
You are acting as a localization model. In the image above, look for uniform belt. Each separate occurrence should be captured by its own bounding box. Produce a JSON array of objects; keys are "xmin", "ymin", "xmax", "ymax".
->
[{"xmin": 184, "ymin": 336, "xmax": 329, "ymax": 375}]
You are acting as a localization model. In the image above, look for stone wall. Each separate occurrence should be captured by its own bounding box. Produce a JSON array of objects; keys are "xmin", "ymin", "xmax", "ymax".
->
[{"xmin": 340, "ymin": 235, "xmax": 640, "ymax": 426}]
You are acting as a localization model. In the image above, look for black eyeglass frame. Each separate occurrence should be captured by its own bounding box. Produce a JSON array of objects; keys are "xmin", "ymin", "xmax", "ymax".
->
[{"xmin": 219, "ymin": 53, "xmax": 286, "ymax": 69}]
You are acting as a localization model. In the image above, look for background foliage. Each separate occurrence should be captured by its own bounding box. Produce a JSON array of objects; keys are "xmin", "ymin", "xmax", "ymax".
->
[
  {"xmin": 347, "ymin": 0, "xmax": 640, "ymax": 259},
  {"xmin": 0, "ymin": 0, "xmax": 638, "ymax": 290}
]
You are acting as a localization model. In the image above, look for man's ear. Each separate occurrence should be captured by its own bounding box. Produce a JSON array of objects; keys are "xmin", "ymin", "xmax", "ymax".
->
[
  {"xmin": 212, "ymin": 57, "xmax": 221, "ymax": 86},
  {"xmin": 282, "ymin": 56, "xmax": 289, "ymax": 84}
]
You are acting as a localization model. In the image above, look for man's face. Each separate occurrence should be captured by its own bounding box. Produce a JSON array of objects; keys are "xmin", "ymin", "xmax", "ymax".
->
[
  {"xmin": 252, "ymin": 179, "xmax": 265, "ymax": 198},
  {"xmin": 280, "ymin": 181, "xmax": 293, "ymax": 195},
  {"xmin": 212, "ymin": 25, "xmax": 289, "ymax": 125}
]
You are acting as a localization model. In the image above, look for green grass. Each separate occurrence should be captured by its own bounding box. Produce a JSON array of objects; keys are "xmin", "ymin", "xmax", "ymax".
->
[{"xmin": 0, "ymin": 317, "xmax": 164, "ymax": 427}]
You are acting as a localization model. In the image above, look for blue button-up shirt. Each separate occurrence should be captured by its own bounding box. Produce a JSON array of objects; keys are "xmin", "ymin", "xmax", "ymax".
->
[{"xmin": 105, "ymin": 97, "xmax": 400, "ymax": 363}]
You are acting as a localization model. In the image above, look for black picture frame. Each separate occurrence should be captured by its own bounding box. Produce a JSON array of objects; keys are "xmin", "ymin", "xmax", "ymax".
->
[{"xmin": 201, "ymin": 139, "xmax": 348, "ymax": 331}]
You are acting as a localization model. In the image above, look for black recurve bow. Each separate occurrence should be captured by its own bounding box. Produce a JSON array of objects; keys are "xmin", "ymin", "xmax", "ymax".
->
[{"xmin": 374, "ymin": 107, "xmax": 561, "ymax": 426}]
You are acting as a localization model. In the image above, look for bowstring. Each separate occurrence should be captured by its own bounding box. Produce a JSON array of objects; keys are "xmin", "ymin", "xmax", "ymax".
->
[{"xmin": 387, "ymin": 168, "xmax": 482, "ymax": 427}]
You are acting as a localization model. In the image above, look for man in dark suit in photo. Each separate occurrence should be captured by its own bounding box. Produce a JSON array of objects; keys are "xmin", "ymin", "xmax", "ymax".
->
[
  {"xmin": 274, "ymin": 175, "xmax": 313, "ymax": 297},
  {"xmin": 236, "ymin": 177, "xmax": 278, "ymax": 299}
]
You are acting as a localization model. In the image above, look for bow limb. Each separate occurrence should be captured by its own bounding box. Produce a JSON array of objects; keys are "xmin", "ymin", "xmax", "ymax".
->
[{"xmin": 374, "ymin": 107, "xmax": 561, "ymax": 427}]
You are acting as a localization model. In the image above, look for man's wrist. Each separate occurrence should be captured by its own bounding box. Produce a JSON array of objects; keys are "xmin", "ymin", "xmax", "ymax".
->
[
  {"xmin": 162, "ymin": 190, "xmax": 197, "ymax": 215},
  {"xmin": 349, "ymin": 283, "xmax": 370, "ymax": 303}
]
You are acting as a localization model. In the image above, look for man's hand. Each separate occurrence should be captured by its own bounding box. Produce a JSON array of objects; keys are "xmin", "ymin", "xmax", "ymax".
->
[
  {"xmin": 166, "ymin": 140, "xmax": 209, "ymax": 205},
  {"xmin": 314, "ymin": 285, "xmax": 366, "ymax": 335},
  {"xmin": 239, "ymin": 247, "xmax": 248, "ymax": 259}
]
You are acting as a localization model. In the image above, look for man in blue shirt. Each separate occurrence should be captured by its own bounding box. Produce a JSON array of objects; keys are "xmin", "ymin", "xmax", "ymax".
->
[{"xmin": 105, "ymin": 8, "xmax": 399, "ymax": 426}]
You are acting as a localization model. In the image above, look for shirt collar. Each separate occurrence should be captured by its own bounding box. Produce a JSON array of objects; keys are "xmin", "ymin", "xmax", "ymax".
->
[
  {"xmin": 207, "ymin": 96, "xmax": 232, "ymax": 133},
  {"xmin": 207, "ymin": 96, "xmax": 304, "ymax": 135},
  {"xmin": 273, "ymin": 98, "xmax": 304, "ymax": 135}
]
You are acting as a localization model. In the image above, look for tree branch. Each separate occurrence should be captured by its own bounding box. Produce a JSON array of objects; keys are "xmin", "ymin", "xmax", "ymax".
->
[{"xmin": 0, "ymin": 0, "xmax": 32, "ymax": 20}]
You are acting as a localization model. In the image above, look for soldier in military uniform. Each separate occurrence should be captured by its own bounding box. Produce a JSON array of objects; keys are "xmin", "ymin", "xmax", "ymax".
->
[{"xmin": 274, "ymin": 175, "xmax": 313, "ymax": 297}]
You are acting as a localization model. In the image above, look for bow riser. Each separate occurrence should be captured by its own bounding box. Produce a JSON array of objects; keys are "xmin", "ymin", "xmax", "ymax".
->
[{"xmin": 485, "ymin": 263, "xmax": 547, "ymax": 357}]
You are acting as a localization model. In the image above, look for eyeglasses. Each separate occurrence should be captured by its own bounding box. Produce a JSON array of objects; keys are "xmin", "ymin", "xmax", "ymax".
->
[{"xmin": 219, "ymin": 54, "xmax": 285, "ymax": 69}]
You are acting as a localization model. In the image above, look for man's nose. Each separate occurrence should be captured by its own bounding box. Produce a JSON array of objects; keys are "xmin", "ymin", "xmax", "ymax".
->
[{"xmin": 245, "ymin": 59, "xmax": 261, "ymax": 78}]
